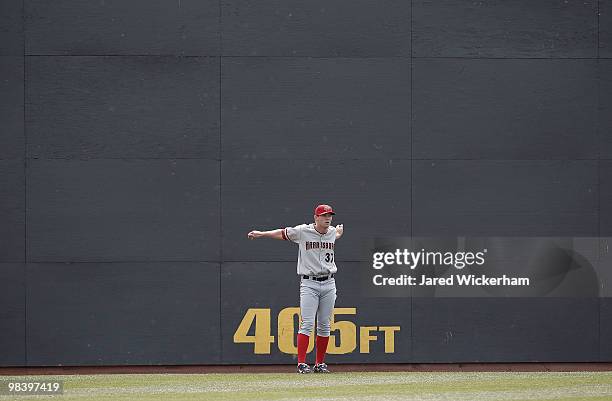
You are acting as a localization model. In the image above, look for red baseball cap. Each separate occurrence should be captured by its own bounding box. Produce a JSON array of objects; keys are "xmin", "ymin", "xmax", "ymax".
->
[{"xmin": 314, "ymin": 204, "xmax": 335, "ymax": 216}]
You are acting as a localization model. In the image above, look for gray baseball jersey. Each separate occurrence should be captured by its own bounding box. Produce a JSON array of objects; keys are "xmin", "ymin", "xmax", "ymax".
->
[{"xmin": 282, "ymin": 223, "xmax": 337, "ymax": 276}]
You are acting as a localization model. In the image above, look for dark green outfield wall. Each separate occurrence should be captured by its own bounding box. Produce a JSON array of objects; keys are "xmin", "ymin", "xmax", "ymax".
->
[{"xmin": 1, "ymin": 0, "xmax": 611, "ymax": 366}]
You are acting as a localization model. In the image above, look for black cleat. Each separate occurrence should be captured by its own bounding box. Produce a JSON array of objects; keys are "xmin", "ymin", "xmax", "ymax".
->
[
  {"xmin": 313, "ymin": 363, "xmax": 331, "ymax": 373},
  {"xmin": 297, "ymin": 363, "xmax": 312, "ymax": 374}
]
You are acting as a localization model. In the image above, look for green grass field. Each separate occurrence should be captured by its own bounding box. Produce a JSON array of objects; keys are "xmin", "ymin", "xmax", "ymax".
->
[{"xmin": 1, "ymin": 371, "xmax": 612, "ymax": 401}]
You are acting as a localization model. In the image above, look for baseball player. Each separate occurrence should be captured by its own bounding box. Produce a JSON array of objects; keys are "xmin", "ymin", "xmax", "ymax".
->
[{"xmin": 247, "ymin": 204, "xmax": 344, "ymax": 373}]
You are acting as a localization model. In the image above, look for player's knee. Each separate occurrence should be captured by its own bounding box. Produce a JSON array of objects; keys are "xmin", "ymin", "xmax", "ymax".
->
[
  {"xmin": 299, "ymin": 318, "xmax": 315, "ymax": 335},
  {"xmin": 316, "ymin": 321, "xmax": 331, "ymax": 337}
]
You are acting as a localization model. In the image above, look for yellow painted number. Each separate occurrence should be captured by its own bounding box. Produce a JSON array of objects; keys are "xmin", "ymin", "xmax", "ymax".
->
[
  {"xmin": 327, "ymin": 307, "xmax": 357, "ymax": 354},
  {"xmin": 233, "ymin": 308, "xmax": 274, "ymax": 354},
  {"xmin": 277, "ymin": 307, "xmax": 315, "ymax": 354},
  {"xmin": 234, "ymin": 307, "xmax": 401, "ymax": 355}
]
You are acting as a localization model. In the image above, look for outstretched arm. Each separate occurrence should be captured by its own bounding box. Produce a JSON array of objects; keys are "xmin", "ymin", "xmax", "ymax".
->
[
  {"xmin": 335, "ymin": 224, "xmax": 344, "ymax": 239},
  {"xmin": 248, "ymin": 229, "xmax": 284, "ymax": 240}
]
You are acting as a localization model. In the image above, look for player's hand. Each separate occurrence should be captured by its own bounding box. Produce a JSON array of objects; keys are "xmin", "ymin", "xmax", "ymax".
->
[
  {"xmin": 248, "ymin": 230, "xmax": 263, "ymax": 240},
  {"xmin": 336, "ymin": 224, "xmax": 344, "ymax": 237}
]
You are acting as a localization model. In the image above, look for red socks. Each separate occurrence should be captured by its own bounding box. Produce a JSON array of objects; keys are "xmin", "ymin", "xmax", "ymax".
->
[
  {"xmin": 297, "ymin": 333, "xmax": 330, "ymax": 364},
  {"xmin": 316, "ymin": 335, "xmax": 330, "ymax": 364},
  {"xmin": 297, "ymin": 333, "xmax": 309, "ymax": 364}
]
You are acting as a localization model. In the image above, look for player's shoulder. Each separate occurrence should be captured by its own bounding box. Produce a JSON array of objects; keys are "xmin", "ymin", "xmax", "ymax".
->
[{"xmin": 287, "ymin": 223, "xmax": 310, "ymax": 232}]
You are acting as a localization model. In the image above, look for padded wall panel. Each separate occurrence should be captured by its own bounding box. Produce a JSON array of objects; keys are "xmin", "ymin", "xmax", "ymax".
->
[
  {"xmin": 413, "ymin": 59, "xmax": 597, "ymax": 159},
  {"xmin": 26, "ymin": 56, "xmax": 219, "ymax": 159},
  {"xmin": 412, "ymin": 160, "xmax": 598, "ymax": 236},
  {"xmin": 0, "ymin": 0, "xmax": 22, "ymax": 56},
  {"xmin": 221, "ymin": 0, "xmax": 410, "ymax": 57},
  {"xmin": 221, "ymin": 262, "xmax": 410, "ymax": 363},
  {"xmin": 222, "ymin": 57, "xmax": 410, "ymax": 160},
  {"xmin": 600, "ymin": 61, "xmax": 612, "ymax": 159},
  {"xmin": 26, "ymin": 262, "xmax": 220, "ymax": 365},
  {"xmin": 25, "ymin": 0, "xmax": 219, "ymax": 55},
  {"xmin": 600, "ymin": 0, "xmax": 612, "ymax": 57},
  {"xmin": 0, "ymin": 159, "xmax": 24, "ymax": 262},
  {"xmin": 0, "ymin": 56, "xmax": 24, "ymax": 159},
  {"xmin": 601, "ymin": 162, "xmax": 612, "ymax": 236},
  {"xmin": 412, "ymin": 298, "xmax": 599, "ymax": 362},
  {"xmin": 27, "ymin": 159, "xmax": 220, "ymax": 262},
  {"xmin": 0, "ymin": 263, "xmax": 25, "ymax": 366},
  {"xmin": 412, "ymin": 0, "xmax": 597, "ymax": 58},
  {"xmin": 600, "ymin": 298, "xmax": 612, "ymax": 361}
]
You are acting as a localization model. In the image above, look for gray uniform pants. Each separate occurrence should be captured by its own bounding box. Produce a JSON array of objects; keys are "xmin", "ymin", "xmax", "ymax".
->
[{"xmin": 298, "ymin": 277, "xmax": 337, "ymax": 337}]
